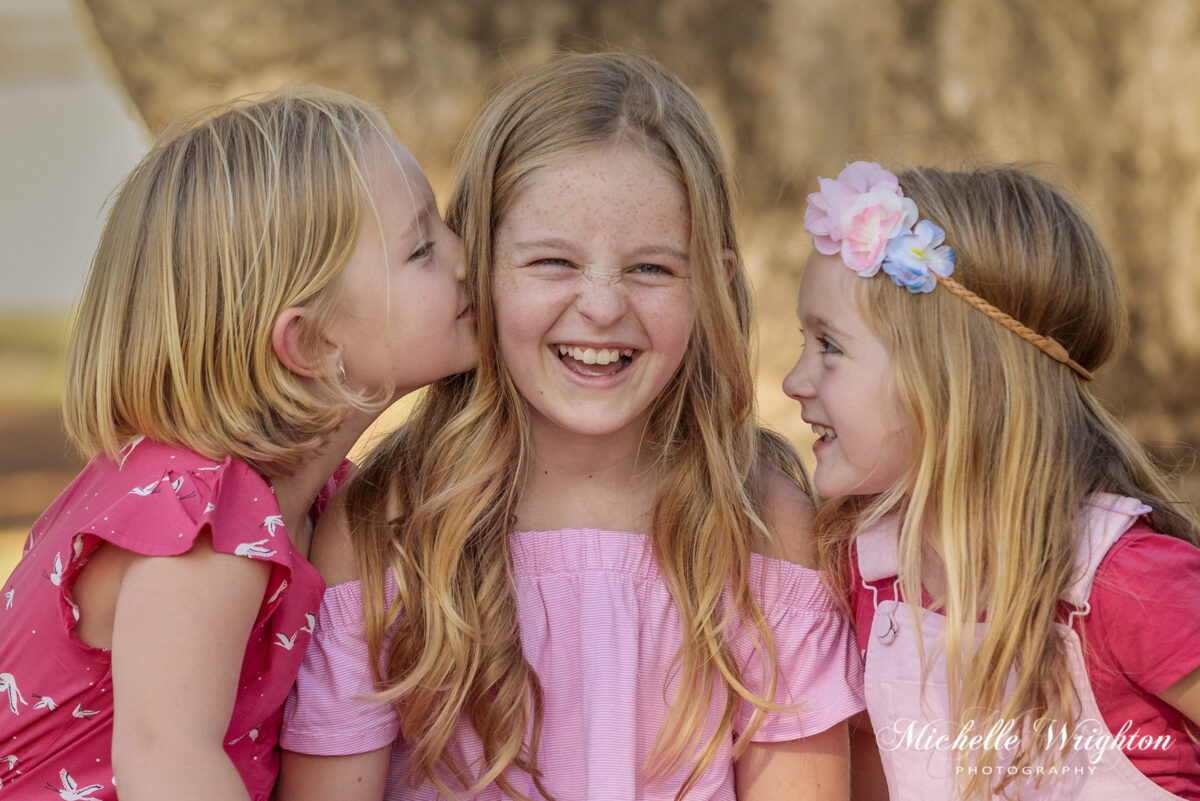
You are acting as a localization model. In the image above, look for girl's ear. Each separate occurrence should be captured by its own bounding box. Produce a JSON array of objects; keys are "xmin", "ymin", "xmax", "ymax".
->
[
  {"xmin": 271, "ymin": 307, "xmax": 336, "ymax": 379},
  {"xmin": 722, "ymin": 249, "xmax": 737, "ymax": 282}
]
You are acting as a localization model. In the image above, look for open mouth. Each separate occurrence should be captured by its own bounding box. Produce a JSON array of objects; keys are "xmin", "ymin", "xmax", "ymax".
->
[
  {"xmin": 811, "ymin": 423, "xmax": 836, "ymax": 442},
  {"xmin": 555, "ymin": 344, "xmax": 636, "ymax": 377}
]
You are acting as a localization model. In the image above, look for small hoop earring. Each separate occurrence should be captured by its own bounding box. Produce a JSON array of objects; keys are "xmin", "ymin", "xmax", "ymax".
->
[{"xmin": 336, "ymin": 363, "xmax": 347, "ymax": 385}]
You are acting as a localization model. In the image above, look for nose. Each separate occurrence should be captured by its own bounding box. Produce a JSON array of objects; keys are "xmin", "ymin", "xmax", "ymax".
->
[
  {"xmin": 449, "ymin": 231, "xmax": 467, "ymax": 281},
  {"xmin": 782, "ymin": 350, "xmax": 815, "ymax": 402},
  {"xmin": 575, "ymin": 271, "xmax": 628, "ymax": 328}
]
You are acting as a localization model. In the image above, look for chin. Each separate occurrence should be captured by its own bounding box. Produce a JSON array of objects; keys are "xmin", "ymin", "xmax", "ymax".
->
[
  {"xmin": 533, "ymin": 404, "xmax": 652, "ymax": 440},
  {"xmin": 813, "ymin": 477, "xmax": 859, "ymax": 500}
]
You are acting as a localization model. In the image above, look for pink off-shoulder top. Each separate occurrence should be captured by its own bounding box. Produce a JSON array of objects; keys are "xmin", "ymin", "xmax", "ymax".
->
[{"xmin": 282, "ymin": 528, "xmax": 865, "ymax": 800}]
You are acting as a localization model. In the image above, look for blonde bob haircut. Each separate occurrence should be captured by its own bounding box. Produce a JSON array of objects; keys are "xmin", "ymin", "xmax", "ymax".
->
[
  {"xmin": 345, "ymin": 52, "xmax": 809, "ymax": 799},
  {"xmin": 815, "ymin": 165, "xmax": 1200, "ymax": 799},
  {"xmin": 64, "ymin": 85, "xmax": 395, "ymax": 476}
]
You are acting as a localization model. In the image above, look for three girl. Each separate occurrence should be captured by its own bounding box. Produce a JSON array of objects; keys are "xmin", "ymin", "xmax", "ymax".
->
[
  {"xmin": 0, "ymin": 86, "xmax": 475, "ymax": 800},
  {"xmin": 8, "ymin": 47, "xmax": 1192, "ymax": 801},
  {"xmin": 279, "ymin": 53, "xmax": 864, "ymax": 800},
  {"xmin": 784, "ymin": 161, "xmax": 1200, "ymax": 799}
]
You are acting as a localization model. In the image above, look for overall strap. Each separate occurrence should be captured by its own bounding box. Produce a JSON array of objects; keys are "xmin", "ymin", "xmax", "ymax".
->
[
  {"xmin": 855, "ymin": 517, "xmax": 900, "ymax": 583},
  {"xmin": 853, "ymin": 494, "xmax": 1150, "ymax": 604},
  {"xmin": 1061, "ymin": 493, "xmax": 1151, "ymax": 608}
]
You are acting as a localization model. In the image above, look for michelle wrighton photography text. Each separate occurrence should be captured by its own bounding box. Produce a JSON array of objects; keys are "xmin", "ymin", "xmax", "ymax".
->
[{"xmin": 878, "ymin": 714, "xmax": 1175, "ymax": 776}]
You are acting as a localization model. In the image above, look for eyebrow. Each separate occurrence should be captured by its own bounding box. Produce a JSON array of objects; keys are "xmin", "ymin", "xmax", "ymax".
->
[
  {"xmin": 633, "ymin": 244, "xmax": 689, "ymax": 262},
  {"xmin": 509, "ymin": 238, "xmax": 689, "ymax": 262},
  {"xmin": 798, "ymin": 309, "xmax": 839, "ymax": 335},
  {"xmin": 508, "ymin": 238, "xmax": 576, "ymax": 254}
]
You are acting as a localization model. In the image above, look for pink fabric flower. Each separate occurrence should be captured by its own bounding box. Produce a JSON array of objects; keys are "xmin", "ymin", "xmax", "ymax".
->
[{"xmin": 804, "ymin": 162, "xmax": 918, "ymax": 275}]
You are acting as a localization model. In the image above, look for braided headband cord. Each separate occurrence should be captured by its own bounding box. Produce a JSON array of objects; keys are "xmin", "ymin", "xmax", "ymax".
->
[{"xmin": 935, "ymin": 275, "xmax": 1094, "ymax": 381}]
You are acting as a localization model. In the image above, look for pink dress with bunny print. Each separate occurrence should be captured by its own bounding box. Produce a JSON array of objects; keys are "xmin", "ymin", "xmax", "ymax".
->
[{"xmin": 0, "ymin": 437, "xmax": 331, "ymax": 800}]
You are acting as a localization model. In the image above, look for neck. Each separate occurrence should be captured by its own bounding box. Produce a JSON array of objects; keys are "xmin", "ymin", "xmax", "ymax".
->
[
  {"xmin": 516, "ymin": 415, "xmax": 659, "ymax": 533},
  {"xmin": 266, "ymin": 408, "xmax": 375, "ymax": 555}
]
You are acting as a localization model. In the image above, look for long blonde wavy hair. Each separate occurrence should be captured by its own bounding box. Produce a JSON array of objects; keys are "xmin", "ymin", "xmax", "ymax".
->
[
  {"xmin": 345, "ymin": 52, "xmax": 809, "ymax": 799},
  {"xmin": 815, "ymin": 165, "xmax": 1200, "ymax": 799},
  {"xmin": 64, "ymin": 86, "xmax": 395, "ymax": 476}
]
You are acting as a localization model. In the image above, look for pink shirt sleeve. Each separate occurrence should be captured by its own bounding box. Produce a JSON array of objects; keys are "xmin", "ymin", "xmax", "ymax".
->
[
  {"xmin": 281, "ymin": 577, "xmax": 400, "ymax": 755},
  {"xmin": 1086, "ymin": 525, "xmax": 1200, "ymax": 693},
  {"xmin": 732, "ymin": 556, "xmax": 866, "ymax": 740}
]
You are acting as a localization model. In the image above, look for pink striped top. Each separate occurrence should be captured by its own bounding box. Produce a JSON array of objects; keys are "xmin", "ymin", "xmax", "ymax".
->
[{"xmin": 282, "ymin": 528, "xmax": 865, "ymax": 799}]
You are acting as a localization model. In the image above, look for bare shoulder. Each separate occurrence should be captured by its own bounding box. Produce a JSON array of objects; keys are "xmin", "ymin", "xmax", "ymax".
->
[
  {"xmin": 311, "ymin": 483, "xmax": 404, "ymax": 587},
  {"xmin": 309, "ymin": 487, "xmax": 360, "ymax": 586},
  {"xmin": 754, "ymin": 462, "xmax": 818, "ymax": 568}
]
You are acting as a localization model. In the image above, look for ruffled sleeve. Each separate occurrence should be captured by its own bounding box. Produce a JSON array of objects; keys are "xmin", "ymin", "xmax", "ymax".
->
[
  {"xmin": 281, "ymin": 576, "xmax": 401, "ymax": 755},
  {"xmin": 78, "ymin": 446, "xmax": 282, "ymax": 560},
  {"xmin": 67, "ymin": 444, "xmax": 321, "ymax": 621},
  {"xmin": 732, "ymin": 556, "xmax": 866, "ymax": 740}
]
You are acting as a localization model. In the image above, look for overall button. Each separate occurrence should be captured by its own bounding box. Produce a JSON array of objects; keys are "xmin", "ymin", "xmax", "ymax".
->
[{"xmin": 872, "ymin": 611, "xmax": 899, "ymax": 645}]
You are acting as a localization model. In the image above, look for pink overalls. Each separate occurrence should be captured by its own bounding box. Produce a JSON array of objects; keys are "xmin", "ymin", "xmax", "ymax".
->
[{"xmin": 857, "ymin": 494, "xmax": 1184, "ymax": 799}]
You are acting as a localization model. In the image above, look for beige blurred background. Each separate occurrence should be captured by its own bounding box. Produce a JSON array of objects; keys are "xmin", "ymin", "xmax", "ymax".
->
[{"xmin": 4, "ymin": 0, "xmax": 1200, "ymax": 581}]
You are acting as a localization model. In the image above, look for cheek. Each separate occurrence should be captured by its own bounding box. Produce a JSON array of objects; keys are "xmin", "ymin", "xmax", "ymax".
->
[
  {"xmin": 871, "ymin": 396, "xmax": 915, "ymax": 477},
  {"xmin": 881, "ymin": 377, "xmax": 912, "ymax": 439},
  {"xmin": 643, "ymin": 288, "xmax": 696, "ymax": 355},
  {"xmin": 491, "ymin": 277, "xmax": 549, "ymax": 355},
  {"xmin": 879, "ymin": 423, "xmax": 914, "ymax": 465},
  {"xmin": 401, "ymin": 274, "xmax": 438, "ymax": 314},
  {"xmin": 490, "ymin": 271, "xmax": 520, "ymax": 336}
]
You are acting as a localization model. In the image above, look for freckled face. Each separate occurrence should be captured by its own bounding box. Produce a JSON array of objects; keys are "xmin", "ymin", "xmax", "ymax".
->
[
  {"xmin": 491, "ymin": 144, "xmax": 696, "ymax": 442},
  {"xmin": 782, "ymin": 252, "xmax": 914, "ymax": 497}
]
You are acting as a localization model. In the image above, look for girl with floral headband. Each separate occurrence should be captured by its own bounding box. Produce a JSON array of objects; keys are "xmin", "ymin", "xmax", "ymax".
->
[{"xmin": 783, "ymin": 161, "xmax": 1200, "ymax": 800}]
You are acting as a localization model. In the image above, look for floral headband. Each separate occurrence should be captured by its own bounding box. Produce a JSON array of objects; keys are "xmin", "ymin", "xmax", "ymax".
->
[{"xmin": 804, "ymin": 161, "xmax": 1092, "ymax": 380}]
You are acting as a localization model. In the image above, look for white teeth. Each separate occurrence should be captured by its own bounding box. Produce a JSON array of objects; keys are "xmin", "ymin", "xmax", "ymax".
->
[
  {"xmin": 556, "ymin": 345, "xmax": 629, "ymax": 365},
  {"xmin": 811, "ymin": 423, "xmax": 836, "ymax": 441}
]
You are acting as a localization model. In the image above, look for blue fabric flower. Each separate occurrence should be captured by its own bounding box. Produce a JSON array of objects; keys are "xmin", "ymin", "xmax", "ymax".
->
[{"xmin": 881, "ymin": 220, "xmax": 956, "ymax": 294}]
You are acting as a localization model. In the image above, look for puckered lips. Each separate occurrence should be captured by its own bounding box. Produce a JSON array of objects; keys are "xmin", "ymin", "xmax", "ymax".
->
[{"xmin": 554, "ymin": 343, "xmax": 636, "ymax": 377}]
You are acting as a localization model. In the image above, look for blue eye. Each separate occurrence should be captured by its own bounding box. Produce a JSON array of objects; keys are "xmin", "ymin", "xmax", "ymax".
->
[
  {"xmin": 800, "ymin": 329, "xmax": 840, "ymax": 356},
  {"xmin": 633, "ymin": 264, "xmax": 669, "ymax": 276}
]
